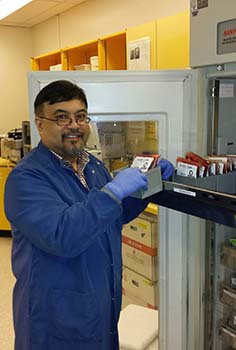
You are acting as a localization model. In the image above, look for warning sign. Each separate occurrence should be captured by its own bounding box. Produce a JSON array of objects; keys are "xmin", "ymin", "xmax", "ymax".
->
[{"xmin": 218, "ymin": 18, "xmax": 236, "ymax": 55}]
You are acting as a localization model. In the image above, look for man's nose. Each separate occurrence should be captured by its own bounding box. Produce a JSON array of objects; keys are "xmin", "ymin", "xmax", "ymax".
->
[{"xmin": 68, "ymin": 117, "xmax": 80, "ymax": 127}]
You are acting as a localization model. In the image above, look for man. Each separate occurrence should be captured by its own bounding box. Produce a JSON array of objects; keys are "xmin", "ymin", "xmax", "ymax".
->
[{"xmin": 4, "ymin": 80, "xmax": 174, "ymax": 350}]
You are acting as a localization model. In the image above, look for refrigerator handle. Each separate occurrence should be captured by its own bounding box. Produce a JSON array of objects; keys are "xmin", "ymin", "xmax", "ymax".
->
[{"xmin": 208, "ymin": 79, "xmax": 220, "ymax": 155}]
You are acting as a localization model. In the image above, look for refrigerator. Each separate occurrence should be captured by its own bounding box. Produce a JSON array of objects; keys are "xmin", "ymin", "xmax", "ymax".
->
[
  {"xmin": 189, "ymin": 1, "xmax": 236, "ymax": 349},
  {"xmin": 28, "ymin": 69, "xmax": 207, "ymax": 350},
  {"xmin": 26, "ymin": 5, "xmax": 236, "ymax": 345}
]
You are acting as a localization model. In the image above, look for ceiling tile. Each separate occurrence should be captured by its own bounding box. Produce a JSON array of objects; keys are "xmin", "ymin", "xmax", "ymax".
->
[{"xmin": 0, "ymin": 0, "xmax": 86, "ymax": 27}]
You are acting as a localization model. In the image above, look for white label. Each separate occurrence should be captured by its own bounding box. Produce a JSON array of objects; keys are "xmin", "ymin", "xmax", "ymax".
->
[
  {"xmin": 219, "ymin": 83, "xmax": 234, "ymax": 98},
  {"xmin": 176, "ymin": 162, "xmax": 198, "ymax": 178},
  {"xmin": 131, "ymin": 156, "xmax": 154, "ymax": 172},
  {"xmin": 128, "ymin": 37, "xmax": 151, "ymax": 70},
  {"xmin": 173, "ymin": 187, "xmax": 196, "ymax": 197}
]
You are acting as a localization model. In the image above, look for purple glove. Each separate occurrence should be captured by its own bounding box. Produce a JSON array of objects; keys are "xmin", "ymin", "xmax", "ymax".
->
[
  {"xmin": 158, "ymin": 159, "xmax": 174, "ymax": 180},
  {"xmin": 104, "ymin": 167, "xmax": 148, "ymax": 200}
]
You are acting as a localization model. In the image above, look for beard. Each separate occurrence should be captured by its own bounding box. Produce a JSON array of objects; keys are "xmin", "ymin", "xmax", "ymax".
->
[
  {"xmin": 61, "ymin": 140, "xmax": 85, "ymax": 158},
  {"xmin": 61, "ymin": 130, "xmax": 89, "ymax": 159}
]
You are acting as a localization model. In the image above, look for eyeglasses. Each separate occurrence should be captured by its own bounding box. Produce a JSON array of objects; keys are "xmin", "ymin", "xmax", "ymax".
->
[{"xmin": 39, "ymin": 114, "xmax": 91, "ymax": 126}]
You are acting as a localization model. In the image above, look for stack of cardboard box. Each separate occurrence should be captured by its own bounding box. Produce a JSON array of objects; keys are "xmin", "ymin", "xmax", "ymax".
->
[{"xmin": 122, "ymin": 211, "xmax": 158, "ymax": 310}]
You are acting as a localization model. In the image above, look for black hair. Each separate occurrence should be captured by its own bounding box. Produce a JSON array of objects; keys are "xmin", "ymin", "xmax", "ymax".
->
[{"xmin": 34, "ymin": 80, "xmax": 88, "ymax": 115}]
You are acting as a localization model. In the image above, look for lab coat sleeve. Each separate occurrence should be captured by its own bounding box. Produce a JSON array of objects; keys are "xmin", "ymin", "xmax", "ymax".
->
[
  {"xmin": 122, "ymin": 196, "xmax": 149, "ymax": 224},
  {"xmin": 4, "ymin": 167, "xmax": 124, "ymax": 258}
]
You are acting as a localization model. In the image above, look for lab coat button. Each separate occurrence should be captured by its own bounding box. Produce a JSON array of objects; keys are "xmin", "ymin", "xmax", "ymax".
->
[
  {"xmin": 111, "ymin": 297, "xmax": 115, "ymax": 301},
  {"xmin": 92, "ymin": 170, "xmax": 95, "ymax": 174}
]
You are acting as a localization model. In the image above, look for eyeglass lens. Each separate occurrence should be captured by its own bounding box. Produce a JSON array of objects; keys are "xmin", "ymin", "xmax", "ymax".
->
[{"xmin": 57, "ymin": 115, "xmax": 90, "ymax": 126}]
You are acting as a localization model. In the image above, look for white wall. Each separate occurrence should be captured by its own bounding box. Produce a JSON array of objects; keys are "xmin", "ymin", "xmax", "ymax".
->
[
  {"xmin": 0, "ymin": 26, "xmax": 32, "ymax": 134},
  {"xmin": 32, "ymin": 0, "xmax": 189, "ymax": 56}
]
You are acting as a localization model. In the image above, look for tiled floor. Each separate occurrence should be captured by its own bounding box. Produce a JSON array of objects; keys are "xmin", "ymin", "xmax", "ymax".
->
[{"xmin": 0, "ymin": 236, "xmax": 15, "ymax": 350}]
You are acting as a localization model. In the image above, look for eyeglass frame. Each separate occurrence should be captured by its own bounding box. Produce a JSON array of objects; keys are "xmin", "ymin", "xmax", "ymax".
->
[{"xmin": 37, "ymin": 113, "xmax": 91, "ymax": 126}]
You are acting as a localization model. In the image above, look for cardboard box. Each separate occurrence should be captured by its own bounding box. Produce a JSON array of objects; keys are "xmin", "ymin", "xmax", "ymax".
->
[
  {"xmin": 121, "ymin": 291, "xmax": 158, "ymax": 310},
  {"xmin": 122, "ymin": 266, "xmax": 158, "ymax": 309},
  {"xmin": 122, "ymin": 242, "xmax": 158, "ymax": 281},
  {"xmin": 121, "ymin": 292, "xmax": 143, "ymax": 310},
  {"xmin": 122, "ymin": 212, "xmax": 158, "ymax": 249}
]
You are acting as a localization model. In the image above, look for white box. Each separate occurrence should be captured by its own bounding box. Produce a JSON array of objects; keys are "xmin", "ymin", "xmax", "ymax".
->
[
  {"xmin": 118, "ymin": 304, "xmax": 158, "ymax": 350},
  {"xmin": 74, "ymin": 64, "xmax": 91, "ymax": 70},
  {"xmin": 49, "ymin": 64, "xmax": 62, "ymax": 71},
  {"xmin": 90, "ymin": 56, "xmax": 99, "ymax": 70},
  {"xmin": 122, "ymin": 212, "xmax": 158, "ymax": 249},
  {"xmin": 122, "ymin": 242, "xmax": 158, "ymax": 281},
  {"xmin": 122, "ymin": 267, "xmax": 158, "ymax": 309}
]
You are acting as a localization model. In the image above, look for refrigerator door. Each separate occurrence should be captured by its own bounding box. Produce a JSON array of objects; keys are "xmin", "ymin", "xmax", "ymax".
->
[
  {"xmin": 28, "ymin": 70, "xmax": 205, "ymax": 350},
  {"xmin": 199, "ymin": 64, "xmax": 236, "ymax": 350}
]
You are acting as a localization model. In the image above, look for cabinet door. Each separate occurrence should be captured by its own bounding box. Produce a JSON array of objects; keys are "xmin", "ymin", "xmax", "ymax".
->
[
  {"xmin": 156, "ymin": 11, "xmax": 189, "ymax": 69},
  {"xmin": 126, "ymin": 21, "xmax": 157, "ymax": 70},
  {"xmin": 99, "ymin": 32, "xmax": 126, "ymax": 70}
]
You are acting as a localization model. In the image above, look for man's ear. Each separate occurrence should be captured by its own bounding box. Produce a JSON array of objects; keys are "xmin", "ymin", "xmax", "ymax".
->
[{"xmin": 35, "ymin": 117, "xmax": 43, "ymax": 133}]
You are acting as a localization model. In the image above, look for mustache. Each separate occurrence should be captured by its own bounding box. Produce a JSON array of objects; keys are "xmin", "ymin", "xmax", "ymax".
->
[{"xmin": 62, "ymin": 130, "xmax": 83, "ymax": 137}]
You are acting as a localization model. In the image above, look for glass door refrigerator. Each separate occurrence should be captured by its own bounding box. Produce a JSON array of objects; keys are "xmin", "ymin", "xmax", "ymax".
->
[
  {"xmin": 27, "ymin": 53, "xmax": 236, "ymax": 350},
  {"xmin": 189, "ymin": 1, "xmax": 236, "ymax": 349}
]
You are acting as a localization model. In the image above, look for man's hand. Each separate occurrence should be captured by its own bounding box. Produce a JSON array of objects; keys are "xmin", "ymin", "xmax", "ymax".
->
[
  {"xmin": 158, "ymin": 159, "xmax": 174, "ymax": 180},
  {"xmin": 104, "ymin": 168, "xmax": 148, "ymax": 200}
]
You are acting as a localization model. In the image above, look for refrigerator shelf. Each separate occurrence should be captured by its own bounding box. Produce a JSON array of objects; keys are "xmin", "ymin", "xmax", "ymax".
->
[
  {"xmin": 220, "ymin": 284, "xmax": 236, "ymax": 308},
  {"xmin": 152, "ymin": 180, "xmax": 236, "ymax": 228},
  {"xmin": 173, "ymin": 173, "xmax": 236, "ymax": 195},
  {"xmin": 219, "ymin": 325, "xmax": 236, "ymax": 348},
  {"xmin": 221, "ymin": 244, "xmax": 236, "ymax": 270},
  {"xmin": 163, "ymin": 180, "xmax": 236, "ymax": 212}
]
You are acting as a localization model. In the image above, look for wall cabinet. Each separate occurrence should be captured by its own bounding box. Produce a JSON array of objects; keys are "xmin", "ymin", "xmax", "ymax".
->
[
  {"xmin": 63, "ymin": 40, "xmax": 99, "ymax": 71},
  {"xmin": 31, "ymin": 50, "xmax": 63, "ymax": 70},
  {"xmin": 156, "ymin": 11, "xmax": 189, "ymax": 69},
  {"xmin": 31, "ymin": 11, "xmax": 189, "ymax": 71},
  {"xmin": 31, "ymin": 31, "xmax": 126, "ymax": 71},
  {"xmin": 99, "ymin": 32, "xmax": 126, "ymax": 70},
  {"xmin": 126, "ymin": 12, "xmax": 189, "ymax": 70}
]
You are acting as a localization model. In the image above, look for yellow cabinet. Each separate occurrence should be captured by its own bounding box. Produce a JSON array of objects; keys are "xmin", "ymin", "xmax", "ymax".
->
[
  {"xmin": 31, "ymin": 50, "xmax": 64, "ymax": 70},
  {"xmin": 31, "ymin": 12, "xmax": 189, "ymax": 72},
  {"xmin": 99, "ymin": 31, "xmax": 126, "ymax": 70},
  {"xmin": 126, "ymin": 12, "xmax": 189, "ymax": 71},
  {"xmin": 31, "ymin": 32, "xmax": 127, "ymax": 72},
  {"xmin": 63, "ymin": 40, "xmax": 99, "ymax": 71},
  {"xmin": 156, "ymin": 11, "xmax": 190, "ymax": 69},
  {"xmin": 0, "ymin": 161, "xmax": 14, "ymax": 231}
]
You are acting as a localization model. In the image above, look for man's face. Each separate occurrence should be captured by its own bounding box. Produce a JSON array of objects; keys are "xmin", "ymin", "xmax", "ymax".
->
[{"xmin": 35, "ymin": 99, "xmax": 90, "ymax": 162}]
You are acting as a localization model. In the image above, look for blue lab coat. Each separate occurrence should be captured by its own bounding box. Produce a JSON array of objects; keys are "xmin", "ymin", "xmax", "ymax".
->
[{"xmin": 4, "ymin": 142, "xmax": 148, "ymax": 350}]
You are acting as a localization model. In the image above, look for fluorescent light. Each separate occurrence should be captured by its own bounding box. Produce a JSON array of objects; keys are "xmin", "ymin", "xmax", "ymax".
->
[{"xmin": 0, "ymin": 0, "xmax": 32, "ymax": 20}]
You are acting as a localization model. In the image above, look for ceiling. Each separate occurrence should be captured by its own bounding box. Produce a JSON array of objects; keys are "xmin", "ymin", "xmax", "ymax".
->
[{"xmin": 0, "ymin": 0, "xmax": 86, "ymax": 28}]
